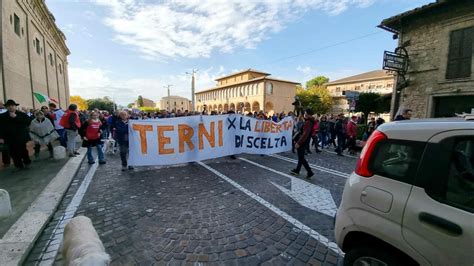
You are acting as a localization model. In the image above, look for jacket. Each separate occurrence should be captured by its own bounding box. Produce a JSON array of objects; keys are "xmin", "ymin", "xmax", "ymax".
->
[
  {"xmin": 296, "ymin": 116, "xmax": 315, "ymax": 147},
  {"xmin": 60, "ymin": 110, "xmax": 81, "ymax": 130},
  {"xmin": 113, "ymin": 120, "xmax": 129, "ymax": 145},
  {"xmin": 0, "ymin": 111, "xmax": 31, "ymax": 143},
  {"xmin": 347, "ymin": 121, "xmax": 358, "ymax": 138}
]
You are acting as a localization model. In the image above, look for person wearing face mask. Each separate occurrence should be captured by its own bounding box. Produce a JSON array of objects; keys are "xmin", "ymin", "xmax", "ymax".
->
[
  {"xmin": 29, "ymin": 110, "xmax": 59, "ymax": 159},
  {"xmin": 80, "ymin": 111, "xmax": 106, "ymax": 165},
  {"xmin": 0, "ymin": 99, "xmax": 32, "ymax": 170}
]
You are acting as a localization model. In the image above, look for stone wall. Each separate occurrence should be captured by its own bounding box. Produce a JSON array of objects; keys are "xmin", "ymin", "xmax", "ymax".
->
[
  {"xmin": 396, "ymin": 1, "xmax": 474, "ymax": 118},
  {"xmin": 1, "ymin": 0, "xmax": 70, "ymax": 109}
]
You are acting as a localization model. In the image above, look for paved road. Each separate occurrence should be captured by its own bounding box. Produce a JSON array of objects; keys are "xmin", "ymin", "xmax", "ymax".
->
[{"xmin": 26, "ymin": 148, "xmax": 357, "ymax": 265}]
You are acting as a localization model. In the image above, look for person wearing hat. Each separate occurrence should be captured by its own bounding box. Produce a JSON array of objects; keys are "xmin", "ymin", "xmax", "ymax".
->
[
  {"xmin": 290, "ymin": 108, "xmax": 315, "ymax": 179},
  {"xmin": 59, "ymin": 104, "xmax": 81, "ymax": 157},
  {"xmin": 0, "ymin": 100, "xmax": 32, "ymax": 170}
]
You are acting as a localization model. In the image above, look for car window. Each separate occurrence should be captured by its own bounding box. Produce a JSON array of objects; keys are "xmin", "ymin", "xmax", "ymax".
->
[
  {"xmin": 370, "ymin": 140, "xmax": 424, "ymax": 184},
  {"xmin": 446, "ymin": 139, "xmax": 474, "ymax": 212}
]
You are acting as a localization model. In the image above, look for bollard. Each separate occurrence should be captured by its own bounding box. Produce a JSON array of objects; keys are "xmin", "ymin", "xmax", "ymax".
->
[{"xmin": 0, "ymin": 189, "xmax": 12, "ymax": 218}]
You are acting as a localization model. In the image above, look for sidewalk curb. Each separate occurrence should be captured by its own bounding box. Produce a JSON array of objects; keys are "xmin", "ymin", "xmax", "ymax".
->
[{"xmin": 0, "ymin": 148, "xmax": 86, "ymax": 265}]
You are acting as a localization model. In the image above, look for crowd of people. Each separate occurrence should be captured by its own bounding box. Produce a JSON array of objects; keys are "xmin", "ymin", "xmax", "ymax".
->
[{"xmin": 0, "ymin": 98, "xmax": 388, "ymax": 173}]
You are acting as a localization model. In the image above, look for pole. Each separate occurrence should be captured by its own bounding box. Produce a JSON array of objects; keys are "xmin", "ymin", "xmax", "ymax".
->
[
  {"xmin": 164, "ymin": 85, "xmax": 172, "ymax": 112},
  {"xmin": 186, "ymin": 69, "xmax": 198, "ymax": 112}
]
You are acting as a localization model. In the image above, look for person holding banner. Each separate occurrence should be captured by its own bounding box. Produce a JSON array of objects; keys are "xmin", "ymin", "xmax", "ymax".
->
[
  {"xmin": 113, "ymin": 111, "xmax": 133, "ymax": 171},
  {"xmin": 290, "ymin": 109, "xmax": 315, "ymax": 179}
]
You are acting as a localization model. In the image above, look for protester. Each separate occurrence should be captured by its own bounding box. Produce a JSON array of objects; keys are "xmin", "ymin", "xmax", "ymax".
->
[
  {"xmin": 113, "ymin": 111, "xmax": 133, "ymax": 171},
  {"xmin": 80, "ymin": 111, "xmax": 106, "ymax": 165},
  {"xmin": 29, "ymin": 110, "xmax": 59, "ymax": 159},
  {"xmin": 318, "ymin": 115, "xmax": 329, "ymax": 149},
  {"xmin": 335, "ymin": 114, "xmax": 346, "ymax": 157},
  {"xmin": 328, "ymin": 115, "xmax": 337, "ymax": 148},
  {"xmin": 365, "ymin": 117, "xmax": 376, "ymax": 140},
  {"xmin": 375, "ymin": 117, "xmax": 385, "ymax": 129},
  {"xmin": 49, "ymin": 103, "xmax": 67, "ymax": 147},
  {"xmin": 0, "ymin": 100, "xmax": 32, "ymax": 170},
  {"xmin": 60, "ymin": 104, "xmax": 81, "ymax": 157},
  {"xmin": 290, "ymin": 109, "xmax": 315, "ymax": 179},
  {"xmin": 394, "ymin": 108, "xmax": 412, "ymax": 121},
  {"xmin": 292, "ymin": 114, "xmax": 305, "ymax": 153},
  {"xmin": 310, "ymin": 116, "xmax": 322, "ymax": 153},
  {"xmin": 346, "ymin": 115, "xmax": 358, "ymax": 155}
]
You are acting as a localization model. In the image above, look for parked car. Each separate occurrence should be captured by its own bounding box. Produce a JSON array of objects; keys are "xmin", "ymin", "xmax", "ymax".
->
[{"xmin": 335, "ymin": 118, "xmax": 474, "ymax": 266}]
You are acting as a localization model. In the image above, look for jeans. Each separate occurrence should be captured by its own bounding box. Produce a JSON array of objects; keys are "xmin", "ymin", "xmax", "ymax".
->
[
  {"xmin": 318, "ymin": 132, "xmax": 328, "ymax": 148},
  {"xmin": 66, "ymin": 129, "xmax": 78, "ymax": 155},
  {"xmin": 119, "ymin": 143, "xmax": 129, "ymax": 166},
  {"xmin": 57, "ymin": 129, "xmax": 67, "ymax": 147},
  {"xmin": 87, "ymin": 144, "xmax": 105, "ymax": 163},
  {"xmin": 295, "ymin": 145, "xmax": 312, "ymax": 174}
]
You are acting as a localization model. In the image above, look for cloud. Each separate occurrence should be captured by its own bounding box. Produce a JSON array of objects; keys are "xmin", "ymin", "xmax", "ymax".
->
[
  {"xmin": 62, "ymin": 24, "xmax": 93, "ymax": 38},
  {"xmin": 68, "ymin": 66, "xmax": 227, "ymax": 105},
  {"xmin": 93, "ymin": 0, "xmax": 375, "ymax": 60}
]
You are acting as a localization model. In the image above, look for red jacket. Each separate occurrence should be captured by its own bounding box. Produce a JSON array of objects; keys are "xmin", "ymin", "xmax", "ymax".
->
[
  {"xmin": 347, "ymin": 121, "xmax": 358, "ymax": 138},
  {"xmin": 59, "ymin": 110, "xmax": 81, "ymax": 129}
]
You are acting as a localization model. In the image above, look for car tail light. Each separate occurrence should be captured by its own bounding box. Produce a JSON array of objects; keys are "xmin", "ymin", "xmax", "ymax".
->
[{"xmin": 355, "ymin": 130, "xmax": 387, "ymax": 177}]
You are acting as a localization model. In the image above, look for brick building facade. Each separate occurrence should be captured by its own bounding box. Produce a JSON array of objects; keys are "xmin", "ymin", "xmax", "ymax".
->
[{"xmin": 380, "ymin": 0, "xmax": 474, "ymax": 118}]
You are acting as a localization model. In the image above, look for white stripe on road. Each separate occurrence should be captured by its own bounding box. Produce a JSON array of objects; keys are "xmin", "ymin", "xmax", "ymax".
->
[
  {"xmin": 269, "ymin": 154, "xmax": 350, "ymax": 178},
  {"xmin": 37, "ymin": 158, "xmax": 99, "ymax": 265},
  {"xmin": 197, "ymin": 161, "xmax": 344, "ymax": 255}
]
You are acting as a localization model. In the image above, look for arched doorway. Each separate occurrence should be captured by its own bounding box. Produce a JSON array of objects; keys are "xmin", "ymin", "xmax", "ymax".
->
[
  {"xmin": 230, "ymin": 103, "xmax": 235, "ymax": 111},
  {"xmin": 224, "ymin": 104, "xmax": 229, "ymax": 112},
  {"xmin": 265, "ymin": 102, "xmax": 274, "ymax": 115},
  {"xmin": 218, "ymin": 104, "xmax": 223, "ymax": 113},
  {"xmin": 252, "ymin": 101, "xmax": 260, "ymax": 112},
  {"xmin": 213, "ymin": 104, "xmax": 217, "ymax": 111},
  {"xmin": 244, "ymin": 102, "xmax": 251, "ymax": 113}
]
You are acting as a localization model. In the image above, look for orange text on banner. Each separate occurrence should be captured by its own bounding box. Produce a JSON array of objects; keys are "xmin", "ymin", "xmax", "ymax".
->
[{"xmin": 132, "ymin": 124, "xmax": 153, "ymax": 154}]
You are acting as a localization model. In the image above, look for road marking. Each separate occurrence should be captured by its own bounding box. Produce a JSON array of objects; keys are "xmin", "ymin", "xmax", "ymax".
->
[
  {"xmin": 238, "ymin": 158, "xmax": 337, "ymax": 217},
  {"xmin": 269, "ymin": 154, "xmax": 350, "ymax": 178},
  {"xmin": 37, "ymin": 158, "xmax": 99, "ymax": 265},
  {"xmin": 197, "ymin": 161, "xmax": 343, "ymax": 255},
  {"xmin": 322, "ymin": 149, "xmax": 359, "ymax": 159}
]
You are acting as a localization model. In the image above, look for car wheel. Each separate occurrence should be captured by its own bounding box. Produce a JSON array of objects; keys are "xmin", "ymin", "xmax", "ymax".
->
[{"xmin": 343, "ymin": 244, "xmax": 412, "ymax": 266}]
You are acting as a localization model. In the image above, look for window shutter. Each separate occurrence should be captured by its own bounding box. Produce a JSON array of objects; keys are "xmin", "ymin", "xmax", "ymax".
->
[{"xmin": 446, "ymin": 27, "xmax": 473, "ymax": 79}]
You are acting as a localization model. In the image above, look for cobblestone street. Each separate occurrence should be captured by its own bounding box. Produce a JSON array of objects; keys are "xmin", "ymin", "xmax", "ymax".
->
[{"xmin": 27, "ymin": 149, "xmax": 357, "ymax": 265}]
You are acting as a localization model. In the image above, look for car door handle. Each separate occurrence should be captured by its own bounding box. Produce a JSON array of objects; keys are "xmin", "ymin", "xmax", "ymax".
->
[{"xmin": 418, "ymin": 212, "xmax": 463, "ymax": 236}]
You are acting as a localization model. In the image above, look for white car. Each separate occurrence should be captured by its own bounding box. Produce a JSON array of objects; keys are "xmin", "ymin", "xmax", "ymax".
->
[{"xmin": 335, "ymin": 118, "xmax": 474, "ymax": 266}]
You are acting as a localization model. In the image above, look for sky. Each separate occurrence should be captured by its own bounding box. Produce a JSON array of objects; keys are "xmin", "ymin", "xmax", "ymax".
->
[{"xmin": 45, "ymin": 0, "xmax": 434, "ymax": 106}]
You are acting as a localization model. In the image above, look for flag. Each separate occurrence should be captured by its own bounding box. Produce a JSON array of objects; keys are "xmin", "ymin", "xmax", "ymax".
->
[{"xmin": 33, "ymin": 92, "xmax": 59, "ymax": 104}]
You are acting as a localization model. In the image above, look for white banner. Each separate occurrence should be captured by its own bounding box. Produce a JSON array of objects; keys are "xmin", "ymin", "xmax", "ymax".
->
[{"xmin": 128, "ymin": 115, "xmax": 293, "ymax": 166}]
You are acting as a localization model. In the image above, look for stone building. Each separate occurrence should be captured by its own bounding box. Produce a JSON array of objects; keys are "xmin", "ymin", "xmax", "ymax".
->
[
  {"xmin": 132, "ymin": 97, "xmax": 155, "ymax": 108},
  {"xmin": 380, "ymin": 0, "xmax": 474, "ymax": 118},
  {"xmin": 195, "ymin": 69, "xmax": 298, "ymax": 115},
  {"xmin": 326, "ymin": 70, "xmax": 395, "ymax": 114},
  {"xmin": 159, "ymin": 95, "xmax": 192, "ymax": 112},
  {"xmin": 0, "ymin": 0, "xmax": 70, "ymax": 109}
]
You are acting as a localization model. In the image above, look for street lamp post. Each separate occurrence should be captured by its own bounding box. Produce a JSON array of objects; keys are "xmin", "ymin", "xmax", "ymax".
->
[{"xmin": 164, "ymin": 85, "xmax": 172, "ymax": 112}]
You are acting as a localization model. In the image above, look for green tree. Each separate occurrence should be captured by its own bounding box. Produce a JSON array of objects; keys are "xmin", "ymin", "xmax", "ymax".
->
[
  {"xmin": 355, "ymin": 92, "xmax": 390, "ymax": 118},
  {"xmin": 296, "ymin": 85, "xmax": 333, "ymax": 115},
  {"xmin": 305, "ymin": 76, "xmax": 329, "ymax": 89},
  {"xmin": 127, "ymin": 103, "xmax": 134, "ymax": 108},
  {"xmin": 86, "ymin": 97, "xmax": 116, "ymax": 112},
  {"xmin": 137, "ymin": 95, "xmax": 144, "ymax": 107}
]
